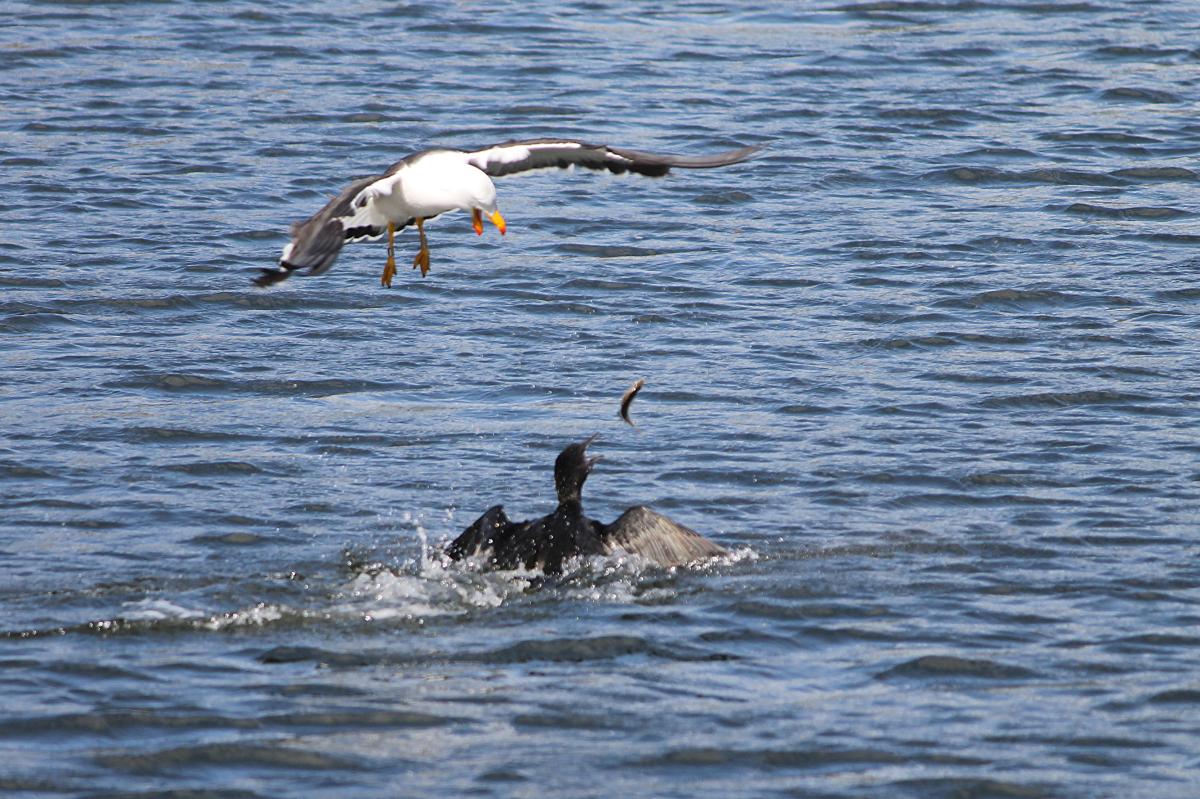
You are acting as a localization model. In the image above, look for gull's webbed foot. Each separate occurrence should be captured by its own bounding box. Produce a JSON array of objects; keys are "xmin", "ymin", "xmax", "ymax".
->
[
  {"xmin": 381, "ymin": 251, "xmax": 397, "ymax": 287},
  {"xmin": 412, "ymin": 246, "xmax": 431, "ymax": 277}
]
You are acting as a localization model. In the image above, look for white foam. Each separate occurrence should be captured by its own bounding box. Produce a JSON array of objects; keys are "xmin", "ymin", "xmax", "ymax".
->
[
  {"xmin": 329, "ymin": 558, "xmax": 535, "ymax": 622},
  {"xmin": 121, "ymin": 598, "xmax": 206, "ymax": 621},
  {"xmin": 327, "ymin": 531, "xmax": 756, "ymax": 621},
  {"xmin": 200, "ymin": 603, "xmax": 285, "ymax": 631},
  {"xmin": 121, "ymin": 597, "xmax": 290, "ymax": 631}
]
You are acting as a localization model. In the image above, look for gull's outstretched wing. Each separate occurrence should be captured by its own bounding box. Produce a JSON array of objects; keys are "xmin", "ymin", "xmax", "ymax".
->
[
  {"xmin": 256, "ymin": 175, "xmax": 391, "ymax": 287},
  {"xmin": 464, "ymin": 139, "xmax": 763, "ymax": 179}
]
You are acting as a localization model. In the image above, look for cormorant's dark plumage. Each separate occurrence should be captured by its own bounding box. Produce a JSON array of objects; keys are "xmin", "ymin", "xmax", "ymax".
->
[{"xmin": 446, "ymin": 437, "xmax": 726, "ymax": 573}]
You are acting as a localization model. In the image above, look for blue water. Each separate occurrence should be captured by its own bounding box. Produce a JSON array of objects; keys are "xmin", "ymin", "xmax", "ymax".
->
[{"xmin": 3, "ymin": 1, "xmax": 1199, "ymax": 797}]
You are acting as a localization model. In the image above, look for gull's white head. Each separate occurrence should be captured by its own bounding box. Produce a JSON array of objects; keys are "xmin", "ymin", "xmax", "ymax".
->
[{"xmin": 463, "ymin": 167, "xmax": 506, "ymax": 236}]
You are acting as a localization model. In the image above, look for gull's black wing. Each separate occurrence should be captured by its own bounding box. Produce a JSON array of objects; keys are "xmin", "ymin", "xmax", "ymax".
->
[{"xmin": 465, "ymin": 139, "xmax": 763, "ymax": 179}]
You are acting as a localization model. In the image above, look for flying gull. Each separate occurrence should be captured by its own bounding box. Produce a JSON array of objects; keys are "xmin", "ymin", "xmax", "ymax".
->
[{"xmin": 256, "ymin": 138, "xmax": 762, "ymax": 288}]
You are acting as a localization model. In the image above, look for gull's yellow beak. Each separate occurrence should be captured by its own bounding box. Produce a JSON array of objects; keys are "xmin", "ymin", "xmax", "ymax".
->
[
  {"xmin": 472, "ymin": 208, "xmax": 484, "ymax": 236},
  {"xmin": 489, "ymin": 210, "xmax": 507, "ymax": 236}
]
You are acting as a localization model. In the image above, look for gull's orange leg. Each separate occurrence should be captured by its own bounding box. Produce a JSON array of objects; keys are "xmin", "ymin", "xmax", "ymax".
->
[
  {"xmin": 472, "ymin": 208, "xmax": 484, "ymax": 236},
  {"xmin": 411, "ymin": 217, "xmax": 431, "ymax": 277},
  {"xmin": 381, "ymin": 222, "xmax": 397, "ymax": 287}
]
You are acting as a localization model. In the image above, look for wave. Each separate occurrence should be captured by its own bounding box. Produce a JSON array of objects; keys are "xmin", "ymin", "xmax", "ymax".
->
[{"xmin": 876, "ymin": 654, "xmax": 1038, "ymax": 680}]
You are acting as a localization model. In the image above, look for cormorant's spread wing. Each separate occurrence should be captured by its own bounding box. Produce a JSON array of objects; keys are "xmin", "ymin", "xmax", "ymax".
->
[
  {"xmin": 446, "ymin": 504, "xmax": 512, "ymax": 561},
  {"xmin": 256, "ymin": 175, "xmax": 390, "ymax": 287},
  {"xmin": 464, "ymin": 139, "xmax": 763, "ymax": 179},
  {"xmin": 603, "ymin": 506, "xmax": 727, "ymax": 567}
]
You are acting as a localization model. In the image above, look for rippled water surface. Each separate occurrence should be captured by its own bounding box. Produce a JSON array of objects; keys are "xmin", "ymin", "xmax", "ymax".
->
[{"xmin": 3, "ymin": 1, "xmax": 1200, "ymax": 797}]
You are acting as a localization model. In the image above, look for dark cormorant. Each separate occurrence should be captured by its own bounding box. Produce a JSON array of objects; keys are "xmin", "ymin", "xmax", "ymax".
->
[{"xmin": 446, "ymin": 436, "xmax": 727, "ymax": 574}]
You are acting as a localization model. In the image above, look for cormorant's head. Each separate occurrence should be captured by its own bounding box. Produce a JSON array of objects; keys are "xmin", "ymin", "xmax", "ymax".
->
[{"xmin": 554, "ymin": 435, "xmax": 602, "ymax": 504}]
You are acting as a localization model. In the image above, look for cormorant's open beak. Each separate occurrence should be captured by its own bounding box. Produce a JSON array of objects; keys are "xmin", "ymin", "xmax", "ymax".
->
[{"xmin": 581, "ymin": 433, "xmax": 602, "ymax": 471}]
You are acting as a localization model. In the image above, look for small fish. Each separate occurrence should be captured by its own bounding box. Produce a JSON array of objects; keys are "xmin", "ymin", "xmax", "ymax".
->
[{"xmin": 619, "ymin": 378, "xmax": 645, "ymax": 427}]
